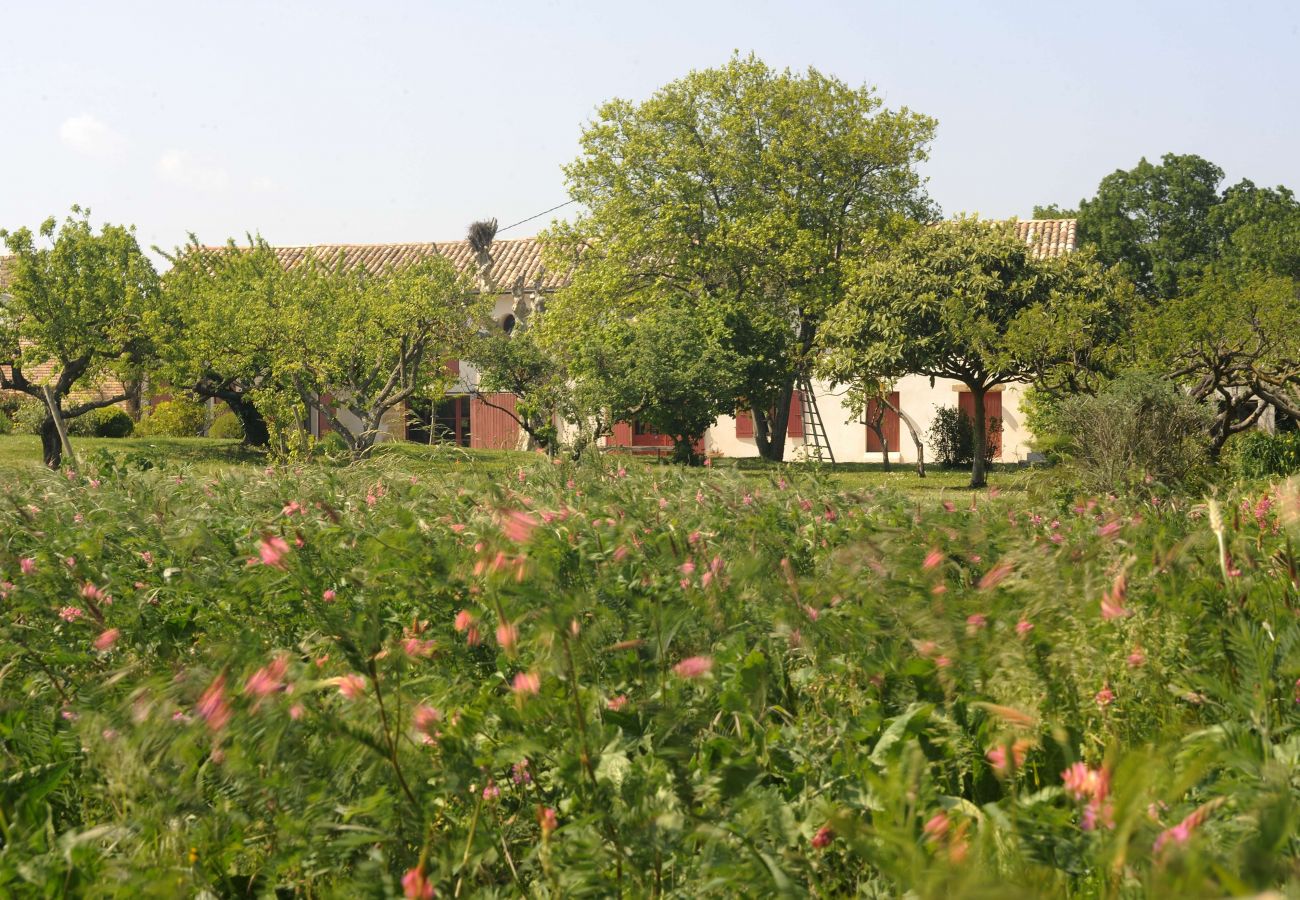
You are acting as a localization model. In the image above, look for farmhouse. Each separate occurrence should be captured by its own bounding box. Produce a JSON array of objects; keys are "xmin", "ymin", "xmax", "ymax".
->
[
  {"xmin": 4, "ymin": 219, "xmax": 1078, "ymax": 462},
  {"xmin": 261, "ymin": 218, "xmax": 1076, "ymax": 463}
]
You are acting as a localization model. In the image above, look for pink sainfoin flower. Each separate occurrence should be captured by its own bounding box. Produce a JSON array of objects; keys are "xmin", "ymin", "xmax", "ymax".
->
[
  {"xmin": 606, "ymin": 694, "xmax": 629, "ymax": 712},
  {"xmin": 282, "ymin": 500, "xmax": 303, "ymax": 517},
  {"xmin": 1095, "ymin": 684, "xmax": 1115, "ymax": 707},
  {"xmin": 673, "ymin": 656, "xmax": 713, "ymax": 679},
  {"xmin": 244, "ymin": 654, "xmax": 290, "ymax": 702},
  {"xmin": 1061, "ymin": 763, "xmax": 1108, "ymax": 802},
  {"xmin": 539, "ymin": 806, "xmax": 559, "ymax": 835},
  {"xmin": 965, "ymin": 613, "xmax": 987, "ymax": 632},
  {"xmin": 337, "ymin": 673, "xmax": 368, "ymax": 700},
  {"xmin": 322, "ymin": 589, "xmax": 336, "ymax": 602},
  {"xmin": 495, "ymin": 621, "xmax": 518, "ymax": 652},
  {"xmin": 811, "ymin": 824, "xmax": 834, "ymax": 849},
  {"xmin": 1015, "ymin": 619, "xmax": 1034, "ymax": 637},
  {"xmin": 92, "ymin": 628, "xmax": 121, "ymax": 651},
  {"xmin": 482, "ymin": 781, "xmax": 501, "ymax": 800},
  {"xmin": 1100, "ymin": 569, "xmax": 1130, "ymax": 620},
  {"xmin": 1127, "ymin": 647, "xmax": 1146, "ymax": 668},
  {"xmin": 978, "ymin": 561, "xmax": 1014, "ymax": 590},
  {"xmin": 20, "ymin": 557, "xmax": 36, "ymax": 575},
  {"xmin": 58, "ymin": 606, "xmax": 84, "ymax": 622},
  {"xmin": 259, "ymin": 534, "xmax": 290, "ymax": 568},
  {"xmin": 1154, "ymin": 800, "xmax": 1221, "ymax": 854},
  {"xmin": 512, "ymin": 671, "xmax": 541, "ymax": 696},
  {"xmin": 81, "ymin": 582, "xmax": 104, "ymax": 602},
  {"xmin": 403, "ymin": 636, "xmax": 436, "ymax": 658},
  {"xmin": 922, "ymin": 812, "xmax": 950, "ymax": 843},
  {"xmin": 923, "ymin": 548, "xmax": 944, "ymax": 570},
  {"xmin": 401, "ymin": 866, "xmax": 435, "ymax": 899},
  {"xmin": 197, "ymin": 675, "xmax": 232, "ymax": 733},
  {"xmin": 942, "ymin": 500, "xmax": 956, "ymax": 513},
  {"xmin": 412, "ymin": 704, "xmax": 442, "ymax": 735},
  {"xmin": 501, "ymin": 509, "xmax": 540, "ymax": 543},
  {"xmin": 986, "ymin": 739, "xmax": 1030, "ymax": 776},
  {"xmin": 1096, "ymin": 520, "xmax": 1123, "ymax": 539}
]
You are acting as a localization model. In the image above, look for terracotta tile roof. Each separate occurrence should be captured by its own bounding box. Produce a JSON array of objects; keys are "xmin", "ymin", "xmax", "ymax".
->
[
  {"xmin": 1013, "ymin": 219, "xmax": 1076, "ymax": 258},
  {"xmin": 262, "ymin": 237, "xmax": 563, "ymax": 292}
]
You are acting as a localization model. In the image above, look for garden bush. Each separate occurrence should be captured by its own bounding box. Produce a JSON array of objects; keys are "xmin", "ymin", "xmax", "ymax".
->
[
  {"xmin": 65, "ymin": 406, "xmax": 135, "ymax": 438},
  {"xmin": 1229, "ymin": 429, "xmax": 1300, "ymax": 478},
  {"xmin": 0, "ymin": 411, "xmax": 10, "ymax": 435},
  {"xmin": 1, "ymin": 458, "xmax": 1299, "ymax": 895},
  {"xmin": 1054, "ymin": 373, "xmax": 1211, "ymax": 492},
  {"xmin": 4, "ymin": 395, "xmax": 49, "ymax": 435},
  {"xmin": 208, "ymin": 410, "xmax": 245, "ymax": 440},
  {"xmin": 928, "ymin": 405, "xmax": 1000, "ymax": 467},
  {"xmin": 135, "ymin": 397, "xmax": 207, "ymax": 437}
]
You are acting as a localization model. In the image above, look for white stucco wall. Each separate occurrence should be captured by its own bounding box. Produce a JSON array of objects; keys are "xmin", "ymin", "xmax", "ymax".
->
[{"xmin": 704, "ymin": 377, "xmax": 1035, "ymax": 463}]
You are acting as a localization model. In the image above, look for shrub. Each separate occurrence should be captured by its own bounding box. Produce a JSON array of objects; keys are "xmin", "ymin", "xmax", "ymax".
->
[
  {"xmin": 1054, "ymin": 373, "xmax": 1211, "ymax": 491},
  {"xmin": 928, "ymin": 405, "xmax": 1000, "ymax": 467},
  {"xmin": 6, "ymin": 396, "xmax": 49, "ymax": 435},
  {"xmin": 136, "ymin": 398, "xmax": 206, "ymax": 437},
  {"xmin": 209, "ymin": 411, "xmax": 246, "ymax": 441},
  {"xmin": 66, "ymin": 406, "xmax": 134, "ymax": 438},
  {"xmin": 1229, "ymin": 429, "xmax": 1300, "ymax": 478},
  {"xmin": 0, "ymin": 412, "xmax": 10, "ymax": 435}
]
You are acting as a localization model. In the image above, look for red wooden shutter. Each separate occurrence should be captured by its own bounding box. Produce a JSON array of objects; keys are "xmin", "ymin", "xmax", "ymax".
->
[
  {"xmin": 985, "ymin": 392, "xmax": 1002, "ymax": 459},
  {"xmin": 866, "ymin": 392, "xmax": 900, "ymax": 452},
  {"xmin": 611, "ymin": 422, "xmax": 633, "ymax": 446},
  {"xmin": 469, "ymin": 392, "xmax": 520, "ymax": 449},
  {"xmin": 447, "ymin": 359, "xmax": 460, "ymax": 375},
  {"xmin": 735, "ymin": 410, "xmax": 754, "ymax": 438},
  {"xmin": 787, "ymin": 392, "xmax": 804, "ymax": 437}
]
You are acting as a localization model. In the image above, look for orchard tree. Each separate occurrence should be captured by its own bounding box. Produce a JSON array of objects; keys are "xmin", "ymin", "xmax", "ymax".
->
[
  {"xmin": 547, "ymin": 53, "xmax": 936, "ymax": 462},
  {"xmin": 469, "ymin": 322, "xmax": 567, "ymax": 453},
  {"xmin": 0, "ymin": 208, "xmax": 158, "ymax": 468},
  {"xmin": 549, "ymin": 301, "xmax": 743, "ymax": 464},
  {"xmin": 1138, "ymin": 268, "xmax": 1300, "ymax": 454},
  {"xmin": 818, "ymin": 218, "xmax": 1133, "ymax": 488},
  {"xmin": 281, "ymin": 252, "xmax": 482, "ymax": 458},
  {"xmin": 154, "ymin": 236, "xmax": 286, "ymax": 446}
]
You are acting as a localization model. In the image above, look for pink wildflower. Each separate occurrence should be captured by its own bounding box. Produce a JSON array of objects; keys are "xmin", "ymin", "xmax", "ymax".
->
[
  {"xmin": 811, "ymin": 824, "xmax": 834, "ymax": 849},
  {"xmin": 401, "ymin": 867, "xmax": 435, "ymax": 900},
  {"xmin": 1095, "ymin": 684, "xmax": 1115, "ymax": 707},
  {"xmin": 482, "ymin": 781, "xmax": 500, "ymax": 800},
  {"xmin": 1061, "ymin": 763, "xmax": 1108, "ymax": 802},
  {"xmin": 965, "ymin": 613, "xmax": 987, "ymax": 632},
  {"xmin": 454, "ymin": 610, "xmax": 475, "ymax": 632},
  {"xmin": 259, "ymin": 534, "xmax": 290, "ymax": 568},
  {"xmin": 1127, "ymin": 648, "xmax": 1146, "ymax": 668},
  {"xmin": 923, "ymin": 548, "xmax": 944, "ymax": 570},
  {"xmin": 512, "ymin": 671, "xmax": 541, "ymax": 695},
  {"xmin": 986, "ymin": 739, "xmax": 1030, "ymax": 776},
  {"xmin": 92, "ymin": 628, "xmax": 121, "ymax": 651},
  {"xmin": 495, "ymin": 621, "xmax": 518, "ymax": 652},
  {"xmin": 978, "ymin": 561, "xmax": 1014, "ymax": 590},
  {"xmin": 673, "ymin": 656, "xmax": 713, "ymax": 679},
  {"xmin": 1015, "ymin": 619, "xmax": 1034, "ymax": 637},
  {"xmin": 196, "ymin": 675, "xmax": 232, "ymax": 733},
  {"xmin": 322, "ymin": 589, "xmax": 336, "ymax": 602},
  {"xmin": 922, "ymin": 812, "xmax": 950, "ymax": 842},
  {"xmin": 337, "ymin": 673, "xmax": 368, "ymax": 700},
  {"xmin": 413, "ymin": 704, "xmax": 442, "ymax": 734},
  {"xmin": 606, "ymin": 694, "xmax": 629, "ymax": 712},
  {"xmin": 403, "ymin": 637, "xmax": 436, "ymax": 658},
  {"xmin": 1154, "ymin": 801, "xmax": 1219, "ymax": 854},
  {"xmin": 244, "ymin": 654, "xmax": 290, "ymax": 704},
  {"xmin": 501, "ymin": 509, "xmax": 540, "ymax": 543},
  {"xmin": 20, "ymin": 557, "xmax": 36, "ymax": 575},
  {"xmin": 539, "ymin": 806, "xmax": 559, "ymax": 835},
  {"xmin": 58, "ymin": 606, "xmax": 84, "ymax": 622}
]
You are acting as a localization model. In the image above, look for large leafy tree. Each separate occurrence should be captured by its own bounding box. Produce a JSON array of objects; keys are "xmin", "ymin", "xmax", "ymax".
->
[
  {"xmin": 154, "ymin": 236, "xmax": 286, "ymax": 446},
  {"xmin": 280, "ymin": 253, "xmax": 483, "ymax": 457},
  {"xmin": 547, "ymin": 54, "xmax": 936, "ymax": 461},
  {"xmin": 549, "ymin": 301, "xmax": 743, "ymax": 464},
  {"xmin": 818, "ymin": 218, "xmax": 1133, "ymax": 487},
  {"xmin": 0, "ymin": 208, "xmax": 158, "ymax": 468}
]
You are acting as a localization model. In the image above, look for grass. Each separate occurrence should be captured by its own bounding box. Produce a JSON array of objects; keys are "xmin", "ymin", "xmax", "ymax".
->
[{"xmin": 0, "ymin": 434, "xmax": 1037, "ymax": 499}]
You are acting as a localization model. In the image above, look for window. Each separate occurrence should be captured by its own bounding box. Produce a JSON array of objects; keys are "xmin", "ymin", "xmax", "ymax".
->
[
  {"xmin": 501, "ymin": 314, "xmax": 516, "ymax": 335},
  {"xmin": 407, "ymin": 396, "xmax": 471, "ymax": 446}
]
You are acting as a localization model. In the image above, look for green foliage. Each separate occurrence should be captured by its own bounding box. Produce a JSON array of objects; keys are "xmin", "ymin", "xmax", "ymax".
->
[
  {"xmin": 136, "ymin": 398, "xmax": 206, "ymax": 437},
  {"xmin": 0, "ymin": 206, "xmax": 158, "ymax": 466},
  {"xmin": 65, "ymin": 406, "xmax": 134, "ymax": 438},
  {"xmin": 4, "ymin": 396, "xmax": 48, "ymax": 435},
  {"xmin": 819, "ymin": 217, "xmax": 1133, "ymax": 486},
  {"xmin": 1053, "ymin": 373, "xmax": 1212, "ymax": 492},
  {"xmin": 0, "ymin": 411, "xmax": 10, "ymax": 435},
  {"xmin": 208, "ymin": 410, "xmax": 245, "ymax": 440},
  {"xmin": 1229, "ymin": 430, "xmax": 1300, "ymax": 478},
  {"xmin": 470, "ymin": 319, "xmax": 565, "ymax": 451},
  {"xmin": 1, "ymin": 455, "xmax": 1299, "ymax": 895},
  {"xmin": 547, "ymin": 52, "xmax": 936, "ymax": 460},
  {"xmin": 928, "ymin": 406, "xmax": 1000, "ymax": 468}
]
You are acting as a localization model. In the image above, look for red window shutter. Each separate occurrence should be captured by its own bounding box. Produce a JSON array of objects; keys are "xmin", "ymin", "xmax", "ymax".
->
[
  {"xmin": 787, "ymin": 392, "xmax": 804, "ymax": 437},
  {"xmin": 866, "ymin": 392, "xmax": 900, "ymax": 452},
  {"xmin": 611, "ymin": 422, "xmax": 633, "ymax": 445},
  {"xmin": 957, "ymin": 390, "xmax": 975, "ymax": 420},
  {"xmin": 735, "ymin": 410, "xmax": 754, "ymax": 438},
  {"xmin": 957, "ymin": 391, "xmax": 1001, "ymax": 459},
  {"xmin": 447, "ymin": 359, "xmax": 460, "ymax": 375}
]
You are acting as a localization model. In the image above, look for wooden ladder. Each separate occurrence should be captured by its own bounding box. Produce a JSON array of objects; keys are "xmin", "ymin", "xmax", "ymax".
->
[{"xmin": 797, "ymin": 375, "xmax": 835, "ymax": 465}]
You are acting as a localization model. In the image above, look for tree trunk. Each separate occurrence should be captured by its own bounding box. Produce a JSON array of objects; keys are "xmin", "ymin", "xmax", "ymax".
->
[
  {"xmin": 226, "ymin": 395, "xmax": 270, "ymax": 447},
  {"xmin": 39, "ymin": 387, "xmax": 76, "ymax": 471},
  {"xmin": 753, "ymin": 379, "xmax": 795, "ymax": 462},
  {"xmin": 868, "ymin": 420, "xmax": 891, "ymax": 471},
  {"xmin": 40, "ymin": 416, "xmax": 63, "ymax": 470},
  {"xmin": 672, "ymin": 436, "xmax": 702, "ymax": 466},
  {"xmin": 969, "ymin": 386, "xmax": 988, "ymax": 489},
  {"xmin": 888, "ymin": 400, "xmax": 926, "ymax": 478}
]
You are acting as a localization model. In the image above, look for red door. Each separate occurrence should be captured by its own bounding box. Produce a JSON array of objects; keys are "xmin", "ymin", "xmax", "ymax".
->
[{"xmin": 957, "ymin": 391, "xmax": 1002, "ymax": 459}]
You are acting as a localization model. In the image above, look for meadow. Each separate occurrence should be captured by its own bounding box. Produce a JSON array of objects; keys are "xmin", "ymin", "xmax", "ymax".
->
[{"xmin": 1, "ymin": 439, "xmax": 1297, "ymax": 897}]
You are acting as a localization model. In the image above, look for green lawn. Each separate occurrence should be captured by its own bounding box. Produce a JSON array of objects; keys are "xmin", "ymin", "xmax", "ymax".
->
[{"xmin": 0, "ymin": 434, "xmax": 1037, "ymax": 498}]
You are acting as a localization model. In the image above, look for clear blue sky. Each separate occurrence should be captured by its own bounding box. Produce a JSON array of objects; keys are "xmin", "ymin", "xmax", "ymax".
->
[{"xmin": 2, "ymin": 0, "xmax": 1297, "ymax": 256}]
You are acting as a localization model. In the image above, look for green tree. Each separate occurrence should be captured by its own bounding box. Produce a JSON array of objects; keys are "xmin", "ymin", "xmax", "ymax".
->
[
  {"xmin": 1032, "ymin": 204, "xmax": 1078, "ymax": 219},
  {"xmin": 818, "ymin": 218, "xmax": 1132, "ymax": 487},
  {"xmin": 1137, "ymin": 268, "xmax": 1300, "ymax": 454},
  {"xmin": 547, "ymin": 53, "xmax": 936, "ymax": 462},
  {"xmin": 155, "ymin": 236, "xmax": 286, "ymax": 446},
  {"xmin": 469, "ymin": 321, "xmax": 565, "ymax": 453},
  {"xmin": 280, "ymin": 252, "xmax": 483, "ymax": 458},
  {"xmin": 1077, "ymin": 153, "xmax": 1225, "ymax": 298},
  {"xmin": 0, "ymin": 207, "xmax": 158, "ymax": 468},
  {"xmin": 551, "ymin": 301, "xmax": 742, "ymax": 464}
]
